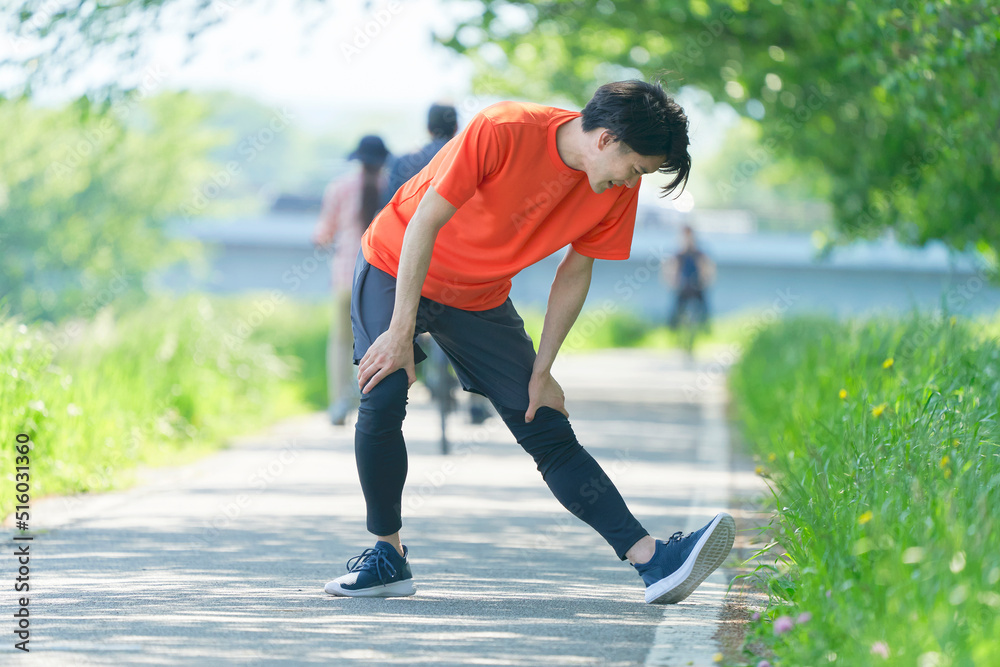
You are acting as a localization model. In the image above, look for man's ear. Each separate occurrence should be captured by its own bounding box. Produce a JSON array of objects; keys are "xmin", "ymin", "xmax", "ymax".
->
[{"xmin": 597, "ymin": 130, "xmax": 616, "ymax": 151}]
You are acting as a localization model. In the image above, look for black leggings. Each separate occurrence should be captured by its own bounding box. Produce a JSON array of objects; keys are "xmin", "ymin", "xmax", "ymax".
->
[{"xmin": 354, "ymin": 368, "xmax": 649, "ymax": 560}]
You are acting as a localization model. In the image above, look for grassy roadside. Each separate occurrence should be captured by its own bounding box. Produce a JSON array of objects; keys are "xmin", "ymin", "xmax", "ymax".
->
[
  {"xmin": 728, "ymin": 315, "xmax": 1000, "ymax": 666},
  {"xmin": 0, "ymin": 298, "xmax": 813, "ymax": 520},
  {"xmin": 1, "ymin": 294, "xmax": 329, "ymax": 519},
  {"xmin": 521, "ymin": 306, "xmax": 758, "ymax": 353}
]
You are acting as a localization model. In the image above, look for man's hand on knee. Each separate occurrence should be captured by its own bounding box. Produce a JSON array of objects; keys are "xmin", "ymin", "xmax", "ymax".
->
[
  {"xmin": 525, "ymin": 370, "xmax": 569, "ymax": 423},
  {"xmin": 358, "ymin": 330, "xmax": 416, "ymax": 393}
]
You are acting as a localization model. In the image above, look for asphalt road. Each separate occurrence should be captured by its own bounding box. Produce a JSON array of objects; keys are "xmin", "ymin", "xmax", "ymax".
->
[{"xmin": 3, "ymin": 349, "xmax": 761, "ymax": 666}]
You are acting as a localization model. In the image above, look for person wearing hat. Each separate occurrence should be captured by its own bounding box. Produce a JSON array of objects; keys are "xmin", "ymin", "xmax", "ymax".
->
[
  {"xmin": 313, "ymin": 134, "xmax": 390, "ymax": 425},
  {"xmin": 325, "ymin": 80, "xmax": 735, "ymax": 604}
]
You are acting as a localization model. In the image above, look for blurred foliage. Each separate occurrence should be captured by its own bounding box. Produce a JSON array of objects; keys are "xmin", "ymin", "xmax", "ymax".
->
[
  {"xmin": 0, "ymin": 295, "xmax": 304, "ymax": 517},
  {"xmin": 2, "ymin": 0, "xmax": 220, "ymax": 97},
  {"xmin": 0, "ymin": 92, "xmax": 222, "ymax": 321},
  {"xmin": 193, "ymin": 91, "xmax": 355, "ymax": 213},
  {"xmin": 692, "ymin": 116, "xmax": 836, "ymax": 232},
  {"xmin": 241, "ymin": 296, "xmax": 330, "ymax": 410},
  {"xmin": 2, "ymin": 1, "xmax": 328, "ymax": 99},
  {"xmin": 443, "ymin": 0, "xmax": 1000, "ymax": 253}
]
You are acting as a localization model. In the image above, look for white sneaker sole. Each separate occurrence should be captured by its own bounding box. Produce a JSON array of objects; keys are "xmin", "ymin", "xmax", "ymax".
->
[
  {"xmin": 645, "ymin": 512, "xmax": 735, "ymax": 604},
  {"xmin": 324, "ymin": 578, "xmax": 416, "ymax": 598}
]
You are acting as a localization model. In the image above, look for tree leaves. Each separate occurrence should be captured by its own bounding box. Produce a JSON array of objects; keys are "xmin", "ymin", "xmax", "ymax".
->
[
  {"xmin": 444, "ymin": 0, "xmax": 1000, "ymax": 253},
  {"xmin": 0, "ymin": 93, "xmax": 223, "ymax": 320}
]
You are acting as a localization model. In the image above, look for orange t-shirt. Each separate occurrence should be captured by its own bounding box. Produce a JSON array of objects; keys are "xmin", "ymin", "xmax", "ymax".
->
[{"xmin": 361, "ymin": 101, "xmax": 640, "ymax": 311}]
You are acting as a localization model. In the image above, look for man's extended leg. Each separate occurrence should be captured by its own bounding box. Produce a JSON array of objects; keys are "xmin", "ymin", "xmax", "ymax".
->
[
  {"xmin": 418, "ymin": 297, "xmax": 647, "ymax": 559},
  {"xmin": 492, "ymin": 402, "xmax": 649, "ymax": 560},
  {"xmin": 424, "ymin": 296, "xmax": 734, "ymax": 603}
]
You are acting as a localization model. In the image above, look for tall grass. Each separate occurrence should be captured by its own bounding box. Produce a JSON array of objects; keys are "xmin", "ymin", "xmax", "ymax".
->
[
  {"xmin": 730, "ymin": 315, "xmax": 1000, "ymax": 666},
  {"xmin": 0, "ymin": 295, "xmax": 329, "ymax": 517},
  {"xmin": 521, "ymin": 306, "xmax": 759, "ymax": 352}
]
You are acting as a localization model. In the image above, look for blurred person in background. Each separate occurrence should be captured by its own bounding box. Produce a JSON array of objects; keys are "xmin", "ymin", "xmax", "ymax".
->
[
  {"xmin": 313, "ymin": 135, "xmax": 390, "ymax": 425},
  {"xmin": 389, "ymin": 103, "xmax": 492, "ymax": 425},
  {"xmin": 664, "ymin": 225, "xmax": 715, "ymax": 331},
  {"xmin": 386, "ymin": 103, "xmax": 458, "ymax": 198}
]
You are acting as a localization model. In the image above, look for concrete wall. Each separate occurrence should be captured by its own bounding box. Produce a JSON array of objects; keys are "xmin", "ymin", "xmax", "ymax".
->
[{"xmin": 157, "ymin": 213, "xmax": 1000, "ymax": 321}]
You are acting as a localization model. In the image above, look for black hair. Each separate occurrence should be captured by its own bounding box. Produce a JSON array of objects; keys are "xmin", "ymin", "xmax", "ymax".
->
[
  {"xmin": 360, "ymin": 162, "xmax": 383, "ymax": 231},
  {"xmin": 581, "ymin": 80, "xmax": 691, "ymax": 198},
  {"xmin": 428, "ymin": 103, "xmax": 458, "ymax": 140}
]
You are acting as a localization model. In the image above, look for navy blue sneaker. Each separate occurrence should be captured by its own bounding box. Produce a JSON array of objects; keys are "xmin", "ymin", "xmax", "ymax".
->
[
  {"xmin": 634, "ymin": 512, "xmax": 735, "ymax": 604},
  {"xmin": 324, "ymin": 541, "xmax": 416, "ymax": 597}
]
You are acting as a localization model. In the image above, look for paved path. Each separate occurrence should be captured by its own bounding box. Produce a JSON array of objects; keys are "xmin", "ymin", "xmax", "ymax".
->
[{"xmin": 4, "ymin": 350, "xmax": 761, "ymax": 666}]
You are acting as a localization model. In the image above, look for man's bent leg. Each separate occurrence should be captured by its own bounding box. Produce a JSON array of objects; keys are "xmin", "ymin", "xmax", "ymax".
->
[
  {"xmin": 355, "ymin": 368, "xmax": 410, "ymax": 536},
  {"xmin": 493, "ymin": 403, "xmax": 649, "ymax": 561},
  {"xmin": 326, "ymin": 253, "xmax": 421, "ymax": 597}
]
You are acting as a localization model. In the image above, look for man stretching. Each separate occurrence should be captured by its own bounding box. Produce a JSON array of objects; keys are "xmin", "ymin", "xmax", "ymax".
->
[{"xmin": 325, "ymin": 80, "xmax": 735, "ymax": 604}]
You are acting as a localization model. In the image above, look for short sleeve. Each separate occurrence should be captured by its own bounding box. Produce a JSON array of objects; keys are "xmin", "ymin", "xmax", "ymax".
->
[
  {"xmin": 429, "ymin": 112, "xmax": 503, "ymax": 209},
  {"xmin": 571, "ymin": 186, "xmax": 640, "ymax": 260}
]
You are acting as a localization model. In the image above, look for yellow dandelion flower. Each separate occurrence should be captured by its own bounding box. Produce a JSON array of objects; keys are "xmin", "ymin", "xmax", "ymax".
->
[
  {"xmin": 940, "ymin": 455, "xmax": 950, "ymax": 468},
  {"xmin": 839, "ymin": 388, "xmax": 848, "ymax": 400},
  {"xmin": 952, "ymin": 439, "xmax": 960, "ymax": 448},
  {"xmin": 755, "ymin": 465, "xmax": 764, "ymax": 476},
  {"xmin": 713, "ymin": 653, "xmax": 724, "ymax": 663},
  {"xmin": 882, "ymin": 357, "xmax": 894, "ymax": 369},
  {"xmin": 859, "ymin": 511, "xmax": 873, "ymax": 525},
  {"xmin": 768, "ymin": 452, "xmax": 777, "ymax": 462},
  {"xmin": 871, "ymin": 403, "xmax": 887, "ymax": 417}
]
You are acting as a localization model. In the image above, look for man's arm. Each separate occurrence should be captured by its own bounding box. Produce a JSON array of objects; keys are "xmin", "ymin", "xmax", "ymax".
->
[
  {"xmin": 357, "ymin": 186, "xmax": 457, "ymax": 393},
  {"xmin": 525, "ymin": 247, "xmax": 595, "ymax": 422}
]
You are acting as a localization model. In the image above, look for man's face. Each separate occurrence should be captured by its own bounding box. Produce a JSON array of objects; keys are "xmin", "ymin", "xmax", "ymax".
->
[{"xmin": 589, "ymin": 137, "xmax": 666, "ymax": 194}]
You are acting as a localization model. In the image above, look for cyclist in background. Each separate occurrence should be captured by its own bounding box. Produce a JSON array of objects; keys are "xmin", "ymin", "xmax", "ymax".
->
[
  {"xmin": 389, "ymin": 103, "xmax": 491, "ymax": 426},
  {"xmin": 387, "ymin": 104, "xmax": 458, "ymax": 198}
]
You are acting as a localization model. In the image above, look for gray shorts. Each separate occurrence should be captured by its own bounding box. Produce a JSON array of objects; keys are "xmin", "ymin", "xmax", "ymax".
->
[{"xmin": 350, "ymin": 250, "xmax": 537, "ymax": 411}]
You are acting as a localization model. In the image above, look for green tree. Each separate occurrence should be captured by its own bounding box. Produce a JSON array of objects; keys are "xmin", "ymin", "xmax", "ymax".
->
[
  {"xmin": 443, "ymin": 0, "xmax": 1000, "ymax": 254},
  {"xmin": 0, "ymin": 92, "xmax": 222, "ymax": 320},
  {"xmin": 693, "ymin": 116, "xmax": 834, "ymax": 231},
  {"xmin": 2, "ymin": 1, "xmax": 221, "ymax": 97},
  {"xmin": 194, "ymin": 91, "xmax": 356, "ymax": 211}
]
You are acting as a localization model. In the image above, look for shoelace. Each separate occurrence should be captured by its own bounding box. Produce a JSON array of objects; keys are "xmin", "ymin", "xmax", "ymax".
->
[
  {"xmin": 666, "ymin": 530, "xmax": 690, "ymax": 545},
  {"xmin": 345, "ymin": 548, "xmax": 397, "ymax": 582}
]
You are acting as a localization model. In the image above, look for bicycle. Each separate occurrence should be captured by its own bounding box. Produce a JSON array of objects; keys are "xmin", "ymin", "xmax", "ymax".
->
[
  {"xmin": 676, "ymin": 303, "xmax": 700, "ymax": 357},
  {"xmin": 417, "ymin": 334, "xmax": 457, "ymax": 455},
  {"xmin": 668, "ymin": 288, "xmax": 709, "ymax": 359}
]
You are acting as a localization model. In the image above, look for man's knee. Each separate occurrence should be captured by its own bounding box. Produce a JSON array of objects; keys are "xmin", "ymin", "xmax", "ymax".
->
[
  {"xmin": 495, "ymin": 404, "xmax": 580, "ymax": 473},
  {"xmin": 356, "ymin": 369, "xmax": 408, "ymax": 435}
]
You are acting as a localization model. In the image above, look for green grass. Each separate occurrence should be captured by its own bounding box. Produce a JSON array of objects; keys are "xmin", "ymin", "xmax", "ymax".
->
[
  {"xmin": 521, "ymin": 306, "xmax": 758, "ymax": 353},
  {"xmin": 1, "ymin": 294, "xmax": 330, "ymax": 518},
  {"xmin": 213, "ymin": 295, "xmax": 330, "ymax": 410},
  {"xmin": 729, "ymin": 314, "xmax": 1000, "ymax": 666}
]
